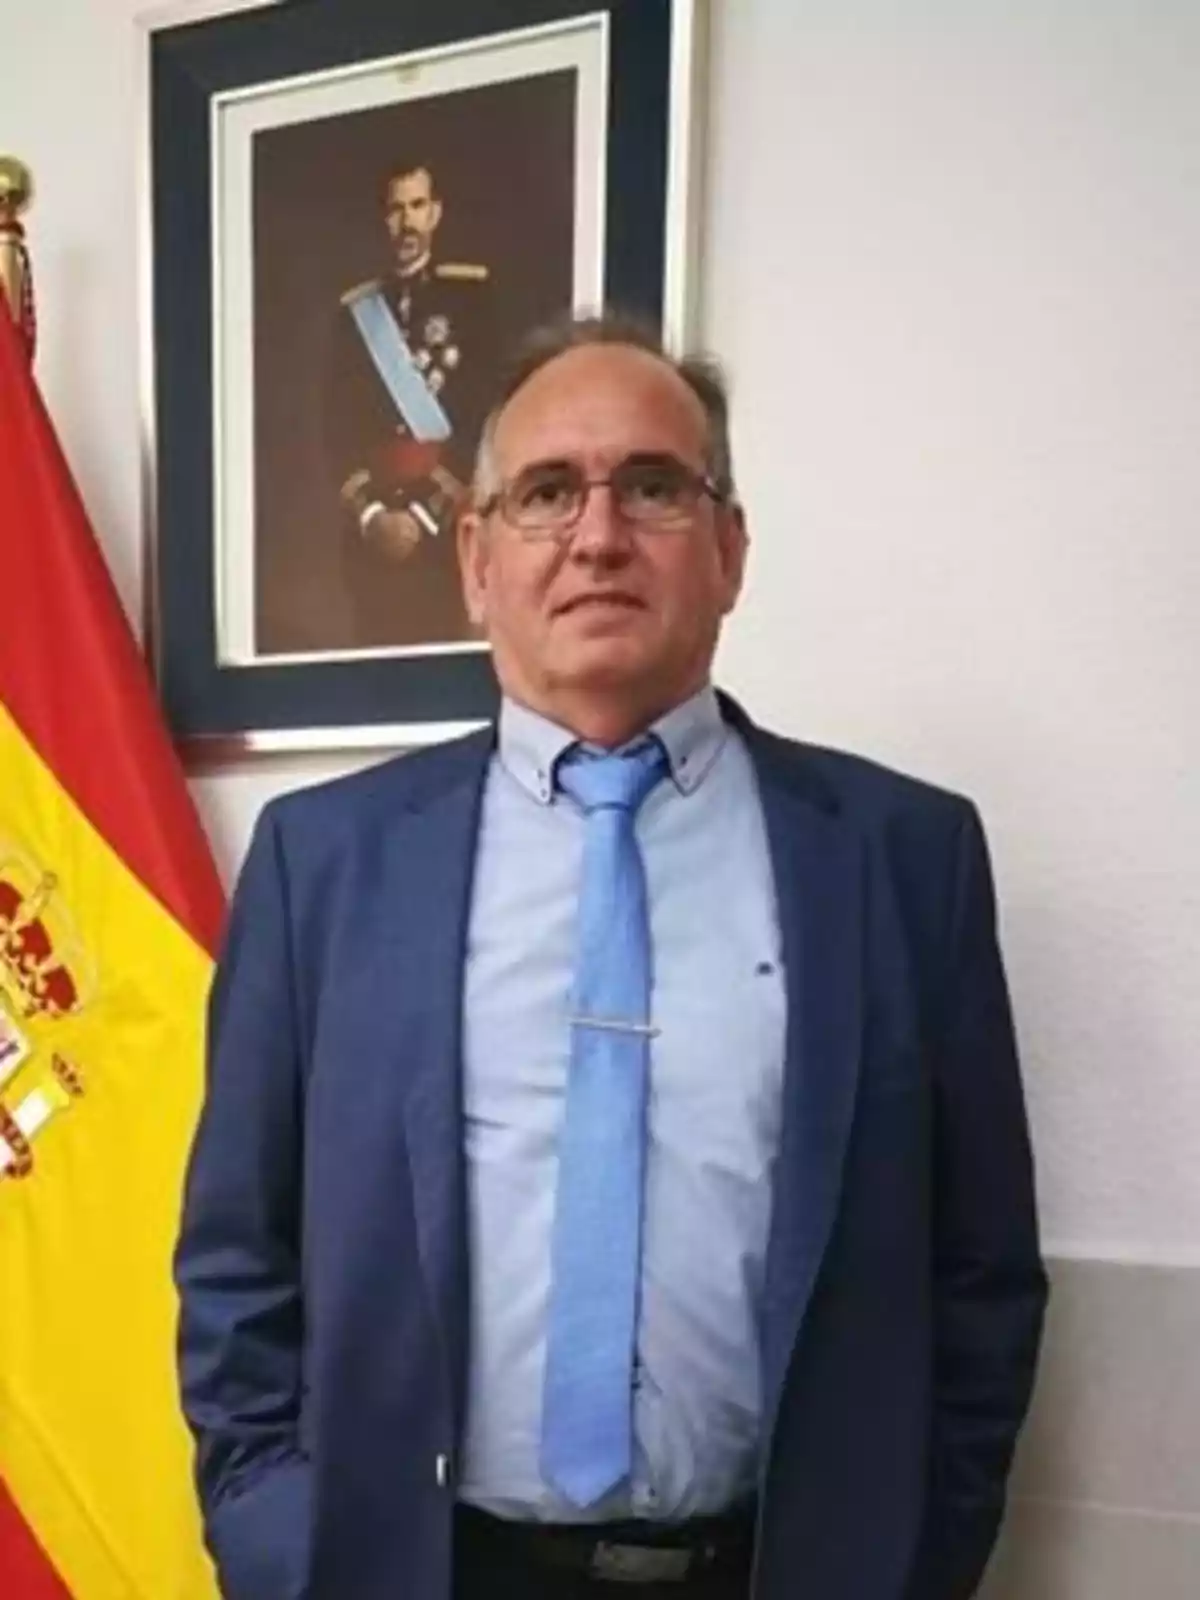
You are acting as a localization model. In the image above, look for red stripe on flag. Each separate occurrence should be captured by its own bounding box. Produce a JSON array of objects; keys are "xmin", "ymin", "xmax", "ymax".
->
[
  {"xmin": 0, "ymin": 302, "xmax": 223, "ymax": 957},
  {"xmin": 0, "ymin": 1479, "xmax": 71, "ymax": 1598}
]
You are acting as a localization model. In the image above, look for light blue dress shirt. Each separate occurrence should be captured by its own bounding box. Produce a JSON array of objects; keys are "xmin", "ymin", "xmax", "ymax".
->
[{"xmin": 459, "ymin": 686, "xmax": 786, "ymax": 1522}]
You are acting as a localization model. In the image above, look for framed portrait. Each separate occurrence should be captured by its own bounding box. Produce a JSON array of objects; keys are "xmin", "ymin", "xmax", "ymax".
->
[{"xmin": 140, "ymin": 0, "xmax": 710, "ymax": 757}]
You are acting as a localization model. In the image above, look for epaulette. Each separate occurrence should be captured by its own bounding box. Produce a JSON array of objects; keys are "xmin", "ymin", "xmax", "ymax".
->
[
  {"xmin": 435, "ymin": 262, "xmax": 489, "ymax": 283},
  {"xmin": 340, "ymin": 277, "xmax": 383, "ymax": 306}
]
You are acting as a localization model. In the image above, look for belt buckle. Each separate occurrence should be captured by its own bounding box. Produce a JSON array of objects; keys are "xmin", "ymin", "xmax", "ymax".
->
[{"xmin": 590, "ymin": 1541, "xmax": 695, "ymax": 1584}]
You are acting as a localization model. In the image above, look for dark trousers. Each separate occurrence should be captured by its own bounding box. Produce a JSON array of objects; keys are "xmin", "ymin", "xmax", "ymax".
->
[{"xmin": 453, "ymin": 1506, "xmax": 753, "ymax": 1600}]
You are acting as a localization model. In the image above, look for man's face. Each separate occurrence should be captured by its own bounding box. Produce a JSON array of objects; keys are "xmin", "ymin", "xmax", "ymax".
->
[
  {"xmin": 458, "ymin": 344, "xmax": 747, "ymax": 738},
  {"xmin": 384, "ymin": 169, "xmax": 442, "ymax": 275}
]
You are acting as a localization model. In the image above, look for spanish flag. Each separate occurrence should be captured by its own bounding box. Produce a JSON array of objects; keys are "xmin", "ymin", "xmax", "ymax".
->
[{"xmin": 0, "ymin": 298, "xmax": 223, "ymax": 1596}]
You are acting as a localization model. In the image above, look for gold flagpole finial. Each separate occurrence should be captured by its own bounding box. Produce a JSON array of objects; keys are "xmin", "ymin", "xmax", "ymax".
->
[{"xmin": 0, "ymin": 156, "xmax": 36, "ymax": 362}]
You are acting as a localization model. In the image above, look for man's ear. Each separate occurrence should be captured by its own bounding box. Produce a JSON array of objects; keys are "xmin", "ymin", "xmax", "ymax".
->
[
  {"xmin": 457, "ymin": 508, "xmax": 488, "ymax": 627},
  {"xmin": 718, "ymin": 502, "xmax": 749, "ymax": 614}
]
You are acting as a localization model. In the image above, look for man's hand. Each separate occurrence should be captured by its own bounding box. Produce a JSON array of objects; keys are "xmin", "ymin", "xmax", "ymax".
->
[{"xmin": 361, "ymin": 503, "xmax": 423, "ymax": 562}]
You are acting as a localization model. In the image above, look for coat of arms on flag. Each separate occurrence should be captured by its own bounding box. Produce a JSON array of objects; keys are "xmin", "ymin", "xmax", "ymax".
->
[{"xmin": 0, "ymin": 842, "xmax": 92, "ymax": 1180}]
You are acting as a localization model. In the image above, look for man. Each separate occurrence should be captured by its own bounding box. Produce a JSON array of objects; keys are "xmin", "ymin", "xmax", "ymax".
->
[
  {"xmin": 325, "ymin": 161, "xmax": 497, "ymax": 646},
  {"xmin": 177, "ymin": 314, "xmax": 1048, "ymax": 1600}
]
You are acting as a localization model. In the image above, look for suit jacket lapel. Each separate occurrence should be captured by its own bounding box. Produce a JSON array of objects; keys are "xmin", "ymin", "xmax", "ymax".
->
[
  {"xmin": 742, "ymin": 722, "xmax": 866, "ymax": 1433},
  {"xmin": 372, "ymin": 737, "xmax": 490, "ymax": 1435}
]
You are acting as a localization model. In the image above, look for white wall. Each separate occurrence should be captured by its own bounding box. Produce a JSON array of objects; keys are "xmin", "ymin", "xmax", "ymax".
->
[
  {"xmin": 702, "ymin": 0, "xmax": 1200, "ymax": 1261},
  {"xmin": 5, "ymin": 0, "xmax": 1198, "ymax": 1260}
]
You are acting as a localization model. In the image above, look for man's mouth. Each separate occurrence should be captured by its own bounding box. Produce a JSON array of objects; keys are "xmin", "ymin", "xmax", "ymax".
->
[{"xmin": 554, "ymin": 593, "xmax": 645, "ymax": 617}]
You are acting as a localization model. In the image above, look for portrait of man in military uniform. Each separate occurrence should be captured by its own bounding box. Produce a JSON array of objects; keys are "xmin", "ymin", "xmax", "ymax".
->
[
  {"xmin": 249, "ymin": 69, "xmax": 577, "ymax": 657},
  {"xmin": 324, "ymin": 161, "xmax": 500, "ymax": 648}
]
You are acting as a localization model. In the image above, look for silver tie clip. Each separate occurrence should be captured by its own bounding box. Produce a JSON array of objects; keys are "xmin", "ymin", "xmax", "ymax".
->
[{"xmin": 569, "ymin": 1013, "xmax": 661, "ymax": 1039}]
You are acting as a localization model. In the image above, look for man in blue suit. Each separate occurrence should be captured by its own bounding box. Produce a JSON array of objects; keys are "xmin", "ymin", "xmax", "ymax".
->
[{"xmin": 176, "ymin": 314, "xmax": 1047, "ymax": 1599}]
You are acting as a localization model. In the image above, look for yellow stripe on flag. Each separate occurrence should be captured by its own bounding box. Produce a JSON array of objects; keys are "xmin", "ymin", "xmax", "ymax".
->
[{"xmin": 0, "ymin": 703, "xmax": 217, "ymax": 1599}]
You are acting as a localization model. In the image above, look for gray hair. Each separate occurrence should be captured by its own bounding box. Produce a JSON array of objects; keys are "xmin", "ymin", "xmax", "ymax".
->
[{"xmin": 471, "ymin": 310, "xmax": 736, "ymax": 505}]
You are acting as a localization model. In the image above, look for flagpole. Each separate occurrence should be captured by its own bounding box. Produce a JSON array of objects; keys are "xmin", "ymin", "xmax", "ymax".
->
[{"xmin": 0, "ymin": 156, "xmax": 35, "ymax": 362}]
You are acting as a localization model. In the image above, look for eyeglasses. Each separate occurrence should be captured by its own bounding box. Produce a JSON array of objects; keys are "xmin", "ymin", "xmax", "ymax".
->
[{"xmin": 477, "ymin": 452, "xmax": 728, "ymax": 539}]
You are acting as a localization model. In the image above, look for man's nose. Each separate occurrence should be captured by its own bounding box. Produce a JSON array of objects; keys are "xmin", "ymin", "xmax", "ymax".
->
[{"xmin": 567, "ymin": 482, "xmax": 634, "ymax": 562}]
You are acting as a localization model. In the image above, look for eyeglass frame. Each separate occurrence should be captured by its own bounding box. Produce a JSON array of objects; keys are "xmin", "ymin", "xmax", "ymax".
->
[{"xmin": 473, "ymin": 451, "xmax": 732, "ymax": 540}]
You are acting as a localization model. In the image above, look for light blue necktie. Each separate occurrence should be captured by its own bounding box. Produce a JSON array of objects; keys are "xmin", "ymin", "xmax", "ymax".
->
[{"xmin": 540, "ymin": 739, "xmax": 668, "ymax": 1508}]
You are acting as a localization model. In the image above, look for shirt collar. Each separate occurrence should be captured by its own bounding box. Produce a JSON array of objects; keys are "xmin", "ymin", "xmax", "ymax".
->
[
  {"xmin": 496, "ymin": 685, "xmax": 727, "ymax": 805},
  {"xmin": 649, "ymin": 684, "xmax": 727, "ymax": 794},
  {"xmin": 496, "ymin": 698, "xmax": 577, "ymax": 805}
]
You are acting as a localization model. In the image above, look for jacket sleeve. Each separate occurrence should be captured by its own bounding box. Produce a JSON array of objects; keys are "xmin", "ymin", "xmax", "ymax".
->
[
  {"xmin": 906, "ymin": 805, "xmax": 1049, "ymax": 1600},
  {"xmin": 174, "ymin": 805, "xmax": 313, "ymax": 1600}
]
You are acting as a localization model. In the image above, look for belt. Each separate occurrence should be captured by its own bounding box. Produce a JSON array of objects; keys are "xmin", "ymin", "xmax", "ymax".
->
[{"xmin": 455, "ymin": 1501, "xmax": 755, "ymax": 1586}]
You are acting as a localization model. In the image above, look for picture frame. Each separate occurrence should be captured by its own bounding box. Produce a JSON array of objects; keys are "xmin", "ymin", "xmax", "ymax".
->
[{"xmin": 139, "ymin": 0, "xmax": 710, "ymax": 759}]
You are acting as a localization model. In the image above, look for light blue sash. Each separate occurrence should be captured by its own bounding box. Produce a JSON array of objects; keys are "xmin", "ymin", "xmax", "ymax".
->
[{"xmin": 345, "ymin": 284, "xmax": 452, "ymax": 443}]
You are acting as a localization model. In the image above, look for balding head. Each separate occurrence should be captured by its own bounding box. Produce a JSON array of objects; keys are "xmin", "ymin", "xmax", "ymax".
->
[
  {"xmin": 473, "ymin": 312, "xmax": 736, "ymax": 507},
  {"xmin": 457, "ymin": 313, "xmax": 748, "ymax": 747}
]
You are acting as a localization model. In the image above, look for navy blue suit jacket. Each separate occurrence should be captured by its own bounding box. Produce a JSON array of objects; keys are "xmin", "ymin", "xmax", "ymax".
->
[{"xmin": 175, "ymin": 700, "xmax": 1047, "ymax": 1600}]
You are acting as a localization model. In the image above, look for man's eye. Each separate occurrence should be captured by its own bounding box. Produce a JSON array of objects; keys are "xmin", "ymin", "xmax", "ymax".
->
[
  {"xmin": 622, "ymin": 465, "xmax": 687, "ymax": 506},
  {"xmin": 516, "ymin": 474, "xmax": 577, "ymax": 511}
]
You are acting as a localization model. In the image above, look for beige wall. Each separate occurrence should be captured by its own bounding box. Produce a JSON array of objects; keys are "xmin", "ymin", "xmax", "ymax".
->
[{"xmin": 4, "ymin": 2, "xmax": 1198, "ymax": 1592}]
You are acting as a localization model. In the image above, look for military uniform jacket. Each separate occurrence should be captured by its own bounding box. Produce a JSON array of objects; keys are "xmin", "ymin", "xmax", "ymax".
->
[{"xmin": 323, "ymin": 260, "xmax": 498, "ymax": 647}]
